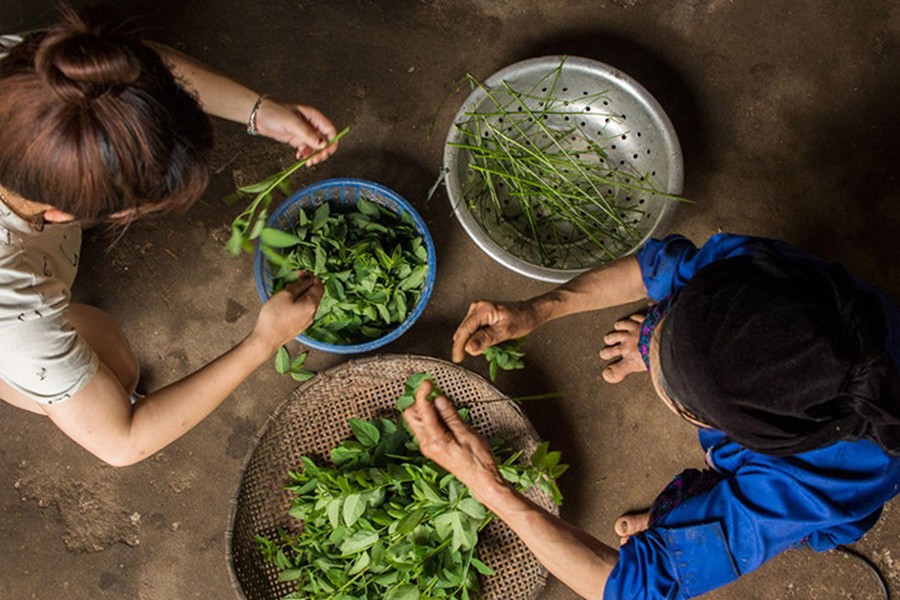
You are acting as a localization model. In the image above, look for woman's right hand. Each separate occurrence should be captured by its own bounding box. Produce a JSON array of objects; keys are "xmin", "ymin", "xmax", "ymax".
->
[
  {"xmin": 452, "ymin": 300, "xmax": 539, "ymax": 363},
  {"xmin": 251, "ymin": 272, "xmax": 324, "ymax": 353}
]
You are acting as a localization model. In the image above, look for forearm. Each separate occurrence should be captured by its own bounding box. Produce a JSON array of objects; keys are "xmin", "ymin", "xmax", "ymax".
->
[
  {"xmin": 476, "ymin": 480, "xmax": 617, "ymax": 599},
  {"xmin": 147, "ymin": 41, "xmax": 260, "ymax": 124},
  {"xmin": 47, "ymin": 333, "xmax": 276, "ymax": 466},
  {"xmin": 125, "ymin": 333, "xmax": 272, "ymax": 457},
  {"xmin": 529, "ymin": 256, "xmax": 647, "ymax": 326}
]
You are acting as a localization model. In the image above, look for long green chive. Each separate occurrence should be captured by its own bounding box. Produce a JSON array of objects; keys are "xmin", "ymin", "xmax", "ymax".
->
[{"xmin": 451, "ymin": 58, "xmax": 690, "ymax": 269}]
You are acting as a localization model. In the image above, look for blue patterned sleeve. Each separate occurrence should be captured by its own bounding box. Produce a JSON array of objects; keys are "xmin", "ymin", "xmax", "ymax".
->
[
  {"xmin": 636, "ymin": 234, "xmax": 761, "ymax": 301},
  {"xmin": 603, "ymin": 440, "xmax": 900, "ymax": 599}
]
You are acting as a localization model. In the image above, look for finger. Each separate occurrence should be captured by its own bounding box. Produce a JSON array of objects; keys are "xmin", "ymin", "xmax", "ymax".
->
[
  {"xmin": 287, "ymin": 272, "xmax": 323, "ymax": 302},
  {"xmin": 614, "ymin": 517, "xmax": 630, "ymax": 537},
  {"xmin": 432, "ymin": 395, "xmax": 469, "ymax": 439},
  {"xmin": 465, "ymin": 329, "xmax": 499, "ymax": 357},
  {"xmin": 452, "ymin": 304, "xmax": 491, "ymax": 362},
  {"xmin": 408, "ymin": 381, "xmax": 452, "ymax": 445},
  {"xmin": 297, "ymin": 105, "xmax": 339, "ymax": 139}
]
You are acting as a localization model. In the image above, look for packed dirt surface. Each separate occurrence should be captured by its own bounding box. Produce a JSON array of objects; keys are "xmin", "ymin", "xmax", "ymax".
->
[{"xmin": 1, "ymin": 1, "xmax": 899, "ymax": 599}]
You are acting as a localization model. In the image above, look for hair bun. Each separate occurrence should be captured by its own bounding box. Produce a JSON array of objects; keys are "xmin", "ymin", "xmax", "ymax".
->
[{"xmin": 35, "ymin": 7, "xmax": 141, "ymax": 103}]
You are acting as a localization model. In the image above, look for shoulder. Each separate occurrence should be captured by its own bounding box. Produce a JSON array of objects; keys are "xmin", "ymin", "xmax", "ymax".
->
[{"xmin": 637, "ymin": 233, "xmax": 767, "ymax": 300}]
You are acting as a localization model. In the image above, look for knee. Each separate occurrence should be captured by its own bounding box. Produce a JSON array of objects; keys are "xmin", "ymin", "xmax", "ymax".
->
[{"xmin": 68, "ymin": 303, "xmax": 140, "ymax": 393}]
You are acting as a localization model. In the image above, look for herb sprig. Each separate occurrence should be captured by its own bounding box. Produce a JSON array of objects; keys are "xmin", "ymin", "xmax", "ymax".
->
[
  {"xmin": 225, "ymin": 128, "xmax": 350, "ymax": 256},
  {"xmin": 483, "ymin": 338, "xmax": 526, "ymax": 382}
]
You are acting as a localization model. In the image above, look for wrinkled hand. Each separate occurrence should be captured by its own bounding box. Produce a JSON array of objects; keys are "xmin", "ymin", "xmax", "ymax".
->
[
  {"xmin": 252, "ymin": 271, "xmax": 324, "ymax": 351},
  {"xmin": 598, "ymin": 313, "xmax": 648, "ymax": 383},
  {"xmin": 255, "ymin": 99, "xmax": 339, "ymax": 163},
  {"xmin": 452, "ymin": 300, "xmax": 538, "ymax": 363},
  {"xmin": 403, "ymin": 380, "xmax": 505, "ymax": 494}
]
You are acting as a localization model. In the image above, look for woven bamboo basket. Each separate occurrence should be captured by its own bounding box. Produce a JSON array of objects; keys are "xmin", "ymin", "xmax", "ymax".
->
[{"xmin": 227, "ymin": 354, "xmax": 558, "ymax": 600}]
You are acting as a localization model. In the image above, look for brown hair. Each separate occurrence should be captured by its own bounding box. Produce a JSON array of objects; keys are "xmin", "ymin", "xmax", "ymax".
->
[{"xmin": 0, "ymin": 5, "xmax": 214, "ymax": 225}]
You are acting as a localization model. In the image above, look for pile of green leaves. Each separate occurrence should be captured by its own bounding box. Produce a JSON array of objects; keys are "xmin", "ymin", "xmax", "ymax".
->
[
  {"xmin": 482, "ymin": 338, "xmax": 526, "ymax": 382},
  {"xmin": 256, "ymin": 374, "xmax": 566, "ymax": 599},
  {"xmin": 260, "ymin": 197, "xmax": 429, "ymax": 346}
]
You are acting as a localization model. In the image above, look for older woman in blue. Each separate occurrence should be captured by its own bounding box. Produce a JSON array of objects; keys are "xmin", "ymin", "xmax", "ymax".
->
[{"xmin": 402, "ymin": 233, "xmax": 900, "ymax": 599}]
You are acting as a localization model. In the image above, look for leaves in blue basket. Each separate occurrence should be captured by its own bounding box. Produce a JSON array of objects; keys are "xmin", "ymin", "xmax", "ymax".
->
[
  {"xmin": 312, "ymin": 202, "xmax": 330, "ymax": 231},
  {"xmin": 357, "ymin": 197, "xmax": 380, "ymax": 216},
  {"xmin": 257, "ymin": 193, "xmax": 430, "ymax": 348},
  {"xmin": 261, "ymin": 227, "xmax": 302, "ymax": 248}
]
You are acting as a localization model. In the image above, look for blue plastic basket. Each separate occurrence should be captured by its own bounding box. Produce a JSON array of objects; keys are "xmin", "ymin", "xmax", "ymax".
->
[{"xmin": 253, "ymin": 178, "xmax": 437, "ymax": 354}]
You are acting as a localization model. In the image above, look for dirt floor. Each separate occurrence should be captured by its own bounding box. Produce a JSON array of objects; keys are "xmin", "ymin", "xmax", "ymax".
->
[{"xmin": 1, "ymin": 1, "xmax": 899, "ymax": 599}]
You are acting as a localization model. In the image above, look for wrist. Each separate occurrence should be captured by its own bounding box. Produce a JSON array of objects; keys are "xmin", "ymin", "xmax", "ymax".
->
[
  {"xmin": 240, "ymin": 330, "xmax": 280, "ymax": 362},
  {"xmin": 469, "ymin": 475, "xmax": 523, "ymax": 515},
  {"xmin": 246, "ymin": 94, "xmax": 268, "ymax": 136},
  {"xmin": 525, "ymin": 295, "xmax": 557, "ymax": 328}
]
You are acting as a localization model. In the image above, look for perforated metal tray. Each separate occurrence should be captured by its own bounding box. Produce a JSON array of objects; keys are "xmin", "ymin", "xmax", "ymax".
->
[{"xmin": 444, "ymin": 56, "xmax": 683, "ymax": 283}]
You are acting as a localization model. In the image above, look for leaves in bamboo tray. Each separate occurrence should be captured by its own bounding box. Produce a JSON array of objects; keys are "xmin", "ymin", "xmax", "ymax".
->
[
  {"xmin": 256, "ymin": 373, "xmax": 566, "ymax": 599},
  {"xmin": 262, "ymin": 197, "xmax": 429, "ymax": 347}
]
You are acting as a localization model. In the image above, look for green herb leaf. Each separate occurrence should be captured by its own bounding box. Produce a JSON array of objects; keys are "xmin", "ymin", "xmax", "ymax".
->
[
  {"xmin": 274, "ymin": 346, "xmax": 291, "ymax": 374},
  {"xmin": 260, "ymin": 227, "xmax": 303, "ymax": 248},
  {"xmin": 340, "ymin": 530, "xmax": 379, "ymax": 555},
  {"xmin": 342, "ymin": 493, "xmax": 366, "ymax": 527},
  {"xmin": 470, "ymin": 557, "xmax": 495, "ymax": 576},
  {"xmin": 357, "ymin": 197, "xmax": 380, "ymax": 217},
  {"xmin": 348, "ymin": 418, "xmax": 381, "ymax": 447},
  {"xmin": 385, "ymin": 584, "xmax": 419, "ymax": 600}
]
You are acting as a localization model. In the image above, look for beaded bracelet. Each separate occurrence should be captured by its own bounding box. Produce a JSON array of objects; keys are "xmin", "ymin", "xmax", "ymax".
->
[{"xmin": 246, "ymin": 94, "xmax": 268, "ymax": 136}]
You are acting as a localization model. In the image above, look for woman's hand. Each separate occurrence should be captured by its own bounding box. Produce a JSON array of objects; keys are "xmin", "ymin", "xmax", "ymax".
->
[
  {"xmin": 403, "ymin": 380, "xmax": 506, "ymax": 495},
  {"xmin": 254, "ymin": 99, "xmax": 339, "ymax": 163},
  {"xmin": 452, "ymin": 300, "xmax": 540, "ymax": 363},
  {"xmin": 250, "ymin": 271, "xmax": 324, "ymax": 353}
]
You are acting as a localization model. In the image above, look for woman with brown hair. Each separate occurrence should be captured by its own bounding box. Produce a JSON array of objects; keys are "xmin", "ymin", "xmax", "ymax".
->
[{"xmin": 0, "ymin": 6, "xmax": 335, "ymax": 466}]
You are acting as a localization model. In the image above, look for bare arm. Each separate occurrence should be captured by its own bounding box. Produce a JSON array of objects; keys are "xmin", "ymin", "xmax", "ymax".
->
[
  {"xmin": 42, "ymin": 274, "xmax": 323, "ymax": 466},
  {"xmin": 147, "ymin": 42, "xmax": 339, "ymax": 163},
  {"xmin": 404, "ymin": 381, "xmax": 618, "ymax": 599},
  {"xmin": 453, "ymin": 255, "xmax": 646, "ymax": 361}
]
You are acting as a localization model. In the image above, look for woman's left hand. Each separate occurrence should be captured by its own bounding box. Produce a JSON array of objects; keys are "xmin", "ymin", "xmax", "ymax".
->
[{"xmin": 254, "ymin": 99, "xmax": 339, "ymax": 164}]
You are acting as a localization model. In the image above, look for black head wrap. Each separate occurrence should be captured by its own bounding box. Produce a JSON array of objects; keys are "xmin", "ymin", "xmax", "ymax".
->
[{"xmin": 658, "ymin": 243, "xmax": 900, "ymax": 456}]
